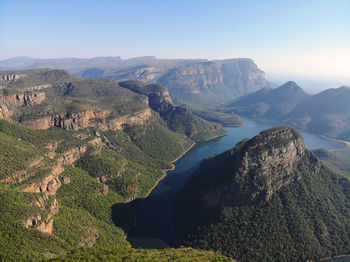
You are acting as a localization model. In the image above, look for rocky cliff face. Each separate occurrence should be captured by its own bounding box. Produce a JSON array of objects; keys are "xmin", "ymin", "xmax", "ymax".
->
[
  {"xmin": 0, "ymin": 92, "xmax": 46, "ymax": 106},
  {"xmin": 118, "ymin": 81, "xmax": 174, "ymax": 115},
  {"xmin": 24, "ymin": 109, "xmax": 110, "ymax": 130},
  {"xmin": 0, "ymin": 91, "xmax": 46, "ymax": 120},
  {"xmin": 0, "ymin": 104, "xmax": 12, "ymax": 119},
  {"xmin": 200, "ymin": 126, "xmax": 320, "ymax": 207},
  {"xmin": 118, "ymin": 81, "xmax": 225, "ymax": 140},
  {"xmin": 159, "ymin": 59, "xmax": 269, "ymax": 105},
  {"xmin": 1, "ymin": 73, "xmax": 27, "ymax": 82},
  {"xmin": 107, "ymin": 108, "xmax": 152, "ymax": 131},
  {"xmin": 23, "ymin": 108, "xmax": 152, "ymax": 131},
  {"xmin": 20, "ymin": 145, "xmax": 89, "ymax": 235}
]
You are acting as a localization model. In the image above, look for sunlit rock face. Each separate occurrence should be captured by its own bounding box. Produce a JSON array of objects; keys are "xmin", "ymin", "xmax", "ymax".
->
[
  {"xmin": 200, "ymin": 126, "xmax": 320, "ymax": 207},
  {"xmin": 159, "ymin": 58, "xmax": 269, "ymax": 105}
]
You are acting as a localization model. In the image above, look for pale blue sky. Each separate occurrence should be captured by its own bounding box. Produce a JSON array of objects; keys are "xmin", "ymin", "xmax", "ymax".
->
[{"xmin": 0, "ymin": 0, "xmax": 349, "ymax": 78}]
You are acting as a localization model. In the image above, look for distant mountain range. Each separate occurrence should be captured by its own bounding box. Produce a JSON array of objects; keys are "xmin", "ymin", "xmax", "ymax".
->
[
  {"xmin": 221, "ymin": 81, "xmax": 350, "ymax": 140},
  {"xmin": 0, "ymin": 56, "xmax": 272, "ymax": 105},
  {"xmin": 1, "ymin": 56, "xmax": 349, "ymax": 140}
]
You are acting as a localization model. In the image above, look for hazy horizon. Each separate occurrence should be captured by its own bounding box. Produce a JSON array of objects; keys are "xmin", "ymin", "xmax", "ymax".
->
[
  {"xmin": 1, "ymin": 54, "xmax": 349, "ymax": 93},
  {"xmin": 1, "ymin": 0, "xmax": 349, "ymax": 79}
]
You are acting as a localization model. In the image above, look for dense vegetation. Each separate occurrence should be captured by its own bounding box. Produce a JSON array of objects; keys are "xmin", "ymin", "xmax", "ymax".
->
[
  {"xmin": 0, "ymin": 185, "xmax": 68, "ymax": 261},
  {"xmin": 0, "ymin": 118, "xmax": 232, "ymax": 260},
  {"xmin": 50, "ymin": 246, "xmax": 235, "ymax": 262},
  {"xmin": 0, "ymin": 121, "xmax": 127, "ymax": 260},
  {"xmin": 0, "ymin": 69, "xmax": 149, "ymax": 123},
  {"xmin": 123, "ymin": 115, "xmax": 194, "ymax": 161},
  {"xmin": 0, "ymin": 69, "xmax": 232, "ymax": 260},
  {"xmin": 54, "ymin": 167, "xmax": 129, "ymax": 247},
  {"xmin": 191, "ymin": 109, "xmax": 243, "ymax": 127},
  {"xmin": 119, "ymin": 80, "xmax": 227, "ymax": 141},
  {"xmin": 174, "ymin": 130, "xmax": 350, "ymax": 262}
]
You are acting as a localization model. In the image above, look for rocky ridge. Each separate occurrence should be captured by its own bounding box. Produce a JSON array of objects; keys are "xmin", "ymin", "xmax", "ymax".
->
[
  {"xmin": 200, "ymin": 126, "xmax": 319, "ymax": 207},
  {"xmin": 18, "ymin": 145, "xmax": 88, "ymax": 235},
  {"xmin": 158, "ymin": 58, "xmax": 269, "ymax": 105},
  {"xmin": 23, "ymin": 108, "xmax": 152, "ymax": 131},
  {"xmin": 118, "ymin": 81, "xmax": 224, "ymax": 139},
  {"xmin": 1, "ymin": 73, "xmax": 27, "ymax": 82}
]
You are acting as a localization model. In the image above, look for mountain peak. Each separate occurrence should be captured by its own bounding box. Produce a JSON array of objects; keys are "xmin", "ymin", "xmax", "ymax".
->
[
  {"xmin": 278, "ymin": 81, "xmax": 302, "ymax": 90},
  {"xmin": 337, "ymin": 86, "xmax": 350, "ymax": 92},
  {"xmin": 200, "ymin": 126, "xmax": 314, "ymax": 207}
]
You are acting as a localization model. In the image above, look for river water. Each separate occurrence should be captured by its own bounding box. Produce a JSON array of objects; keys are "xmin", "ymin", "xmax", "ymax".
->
[{"xmin": 126, "ymin": 117, "xmax": 347, "ymax": 249}]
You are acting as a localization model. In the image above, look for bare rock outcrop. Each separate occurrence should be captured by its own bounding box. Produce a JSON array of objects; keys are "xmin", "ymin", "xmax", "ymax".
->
[
  {"xmin": 0, "ymin": 92, "xmax": 46, "ymax": 106},
  {"xmin": 20, "ymin": 144, "xmax": 90, "ymax": 236},
  {"xmin": 22, "ymin": 164, "xmax": 63, "ymax": 195},
  {"xmin": 107, "ymin": 108, "xmax": 152, "ymax": 130},
  {"xmin": 31, "ymin": 195, "xmax": 59, "ymax": 215},
  {"xmin": 0, "ymin": 104, "xmax": 12, "ymax": 119},
  {"xmin": 37, "ymin": 214, "xmax": 54, "ymax": 235},
  {"xmin": 24, "ymin": 109, "xmax": 110, "ymax": 130},
  {"xmin": 1, "ymin": 73, "xmax": 26, "ymax": 82},
  {"xmin": 158, "ymin": 58, "xmax": 269, "ymax": 105},
  {"xmin": 58, "ymin": 145, "xmax": 87, "ymax": 165},
  {"xmin": 23, "ymin": 213, "xmax": 54, "ymax": 235},
  {"xmin": 24, "ymin": 108, "xmax": 152, "ymax": 131}
]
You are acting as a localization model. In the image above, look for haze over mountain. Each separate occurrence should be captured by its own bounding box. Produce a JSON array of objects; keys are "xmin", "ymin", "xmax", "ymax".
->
[
  {"xmin": 222, "ymin": 82, "xmax": 350, "ymax": 140},
  {"xmin": 222, "ymin": 81, "xmax": 309, "ymax": 118},
  {"xmin": 158, "ymin": 58, "xmax": 271, "ymax": 105},
  {"xmin": 174, "ymin": 126, "xmax": 350, "ymax": 262},
  {"xmin": 0, "ymin": 56, "xmax": 272, "ymax": 106}
]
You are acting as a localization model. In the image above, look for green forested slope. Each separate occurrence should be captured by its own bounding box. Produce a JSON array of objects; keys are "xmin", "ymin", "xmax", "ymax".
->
[
  {"xmin": 50, "ymin": 246, "xmax": 235, "ymax": 262},
  {"xmin": 119, "ymin": 80, "xmax": 227, "ymax": 141},
  {"xmin": 174, "ymin": 127, "xmax": 350, "ymax": 262},
  {"xmin": 0, "ymin": 68, "xmax": 230, "ymax": 261}
]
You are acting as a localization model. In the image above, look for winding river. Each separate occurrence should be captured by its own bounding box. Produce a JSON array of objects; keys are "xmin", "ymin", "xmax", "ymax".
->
[{"xmin": 125, "ymin": 117, "xmax": 347, "ymax": 250}]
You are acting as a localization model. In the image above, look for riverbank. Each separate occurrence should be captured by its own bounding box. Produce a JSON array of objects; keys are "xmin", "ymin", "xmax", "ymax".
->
[
  {"xmin": 195, "ymin": 129, "xmax": 230, "ymax": 142},
  {"xmin": 171, "ymin": 142, "xmax": 196, "ymax": 163},
  {"xmin": 320, "ymin": 135, "xmax": 350, "ymax": 149},
  {"xmin": 144, "ymin": 142, "xmax": 196, "ymax": 198},
  {"xmin": 319, "ymin": 254, "xmax": 350, "ymax": 261},
  {"xmin": 144, "ymin": 130, "xmax": 229, "ymax": 198}
]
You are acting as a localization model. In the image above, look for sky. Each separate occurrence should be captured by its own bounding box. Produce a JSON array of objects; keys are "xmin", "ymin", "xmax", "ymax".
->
[{"xmin": 0, "ymin": 0, "xmax": 349, "ymax": 80}]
